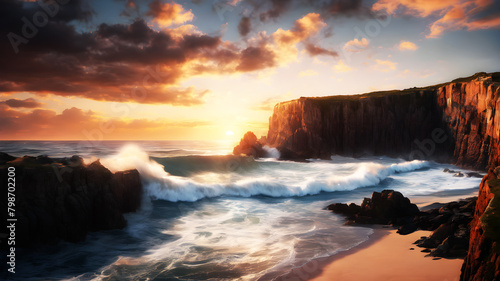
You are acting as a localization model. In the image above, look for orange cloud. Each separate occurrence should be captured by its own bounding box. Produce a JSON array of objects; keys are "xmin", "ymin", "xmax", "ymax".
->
[
  {"xmin": 372, "ymin": 0, "xmax": 500, "ymax": 38},
  {"xmin": 467, "ymin": 13, "xmax": 500, "ymax": 29},
  {"xmin": 0, "ymin": 105, "xmax": 211, "ymax": 140},
  {"xmin": 146, "ymin": 0, "xmax": 194, "ymax": 27},
  {"xmin": 333, "ymin": 60, "xmax": 355, "ymax": 73},
  {"xmin": 372, "ymin": 0, "xmax": 459, "ymax": 17},
  {"xmin": 272, "ymin": 13, "xmax": 334, "ymax": 61},
  {"xmin": 373, "ymin": 59, "xmax": 397, "ymax": 72},
  {"xmin": 398, "ymin": 41, "xmax": 418, "ymax": 51},
  {"xmin": 344, "ymin": 38, "xmax": 370, "ymax": 52},
  {"xmin": 273, "ymin": 13, "xmax": 326, "ymax": 45}
]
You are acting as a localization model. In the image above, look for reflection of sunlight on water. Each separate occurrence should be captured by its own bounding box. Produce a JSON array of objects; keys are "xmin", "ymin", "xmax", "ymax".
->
[
  {"xmin": 190, "ymin": 172, "xmax": 235, "ymax": 184},
  {"xmin": 113, "ymin": 257, "xmax": 142, "ymax": 266}
]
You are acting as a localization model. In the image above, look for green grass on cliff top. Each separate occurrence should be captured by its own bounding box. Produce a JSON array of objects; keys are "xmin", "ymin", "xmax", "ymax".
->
[
  {"xmin": 452, "ymin": 72, "xmax": 500, "ymax": 83},
  {"xmin": 278, "ymin": 72, "xmax": 499, "ymax": 105}
]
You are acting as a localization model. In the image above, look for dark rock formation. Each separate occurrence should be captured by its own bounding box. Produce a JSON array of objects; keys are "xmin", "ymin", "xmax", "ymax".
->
[
  {"xmin": 328, "ymin": 190, "xmax": 476, "ymax": 258},
  {"xmin": 233, "ymin": 131, "xmax": 266, "ymax": 158},
  {"xmin": 443, "ymin": 168, "xmax": 484, "ymax": 178},
  {"xmin": 0, "ymin": 154, "xmax": 142, "ymax": 248},
  {"xmin": 413, "ymin": 199, "xmax": 476, "ymax": 258},
  {"xmin": 0, "ymin": 152, "xmax": 16, "ymax": 165},
  {"xmin": 265, "ymin": 72, "xmax": 500, "ymax": 169},
  {"xmin": 460, "ymin": 168, "xmax": 500, "ymax": 280},
  {"xmin": 327, "ymin": 190, "xmax": 419, "ymax": 226},
  {"xmin": 267, "ymin": 88, "xmax": 451, "ymax": 161}
]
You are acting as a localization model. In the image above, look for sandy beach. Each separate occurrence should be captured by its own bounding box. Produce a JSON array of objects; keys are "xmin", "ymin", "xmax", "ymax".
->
[{"xmin": 277, "ymin": 227, "xmax": 463, "ymax": 281}]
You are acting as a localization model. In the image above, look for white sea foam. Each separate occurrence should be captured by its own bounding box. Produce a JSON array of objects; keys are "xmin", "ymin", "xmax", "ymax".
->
[
  {"xmin": 263, "ymin": 145, "xmax": 281, "ymax": 158},
  {"xmin": 101, "ymin": 145, "xmax": 431, "ymax": 202}
]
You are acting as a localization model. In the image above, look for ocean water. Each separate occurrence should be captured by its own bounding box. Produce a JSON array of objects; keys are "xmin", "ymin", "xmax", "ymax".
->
[{"xmin": 0, "ymin": 141, "xmax": 482, "ymax": 281}]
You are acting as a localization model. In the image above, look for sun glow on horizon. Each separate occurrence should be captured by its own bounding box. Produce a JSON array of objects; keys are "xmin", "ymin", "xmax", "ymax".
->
[{"xmin": 226, "ymin": 130, "xmax": 234, "ymax": 136}]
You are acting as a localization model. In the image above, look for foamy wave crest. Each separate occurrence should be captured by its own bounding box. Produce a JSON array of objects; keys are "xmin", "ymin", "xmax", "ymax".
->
[
  {"xmin": 102, "ymin": 145, "xmax": 430, "ymax": 202},
  {"xmin": 263, "ymin": 145, "xmax": 280, "ymax": 158},
  {"xmin": 100, "ymin": 144, "xmax": 169, "ymax": 179}
]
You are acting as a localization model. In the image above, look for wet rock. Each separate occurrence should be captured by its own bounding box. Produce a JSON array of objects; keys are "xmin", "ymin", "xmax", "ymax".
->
[
  {"xmin": 397, "ymin": 223, "xmax": 418, "ymax": 235},
  {"xmin": 328, "ymin": 190, "xmax": 419, "ymax": 227},
  {"xmin": 233, "ymin": 131, "xmax": 266, "ymax": 158},
  {"xmin": 413, "ymin": 198, "xmax": 476, "ymax": 259},
  {"xmin": 0, "ymin": 152, "xmax": 16, "ymax": 165},
  {"xmin": 328, "ymin": 190, "xmax": 477, "ymax": 258},
  {"xmin": 326, "ymin": 203, "xmax": 361, "ymax": 219},
  {"xmin": 466, "ymin": 172, "xmax": 483, "ymax": 178},
  {"xmin": 0, "ymin": 154, "xmax": 143, "ymax": 248}
]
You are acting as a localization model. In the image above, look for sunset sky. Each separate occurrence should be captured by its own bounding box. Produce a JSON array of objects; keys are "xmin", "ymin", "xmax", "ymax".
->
[{"xmin": 1, "ymin": 0, "xmax": 500, "ymax": 141}]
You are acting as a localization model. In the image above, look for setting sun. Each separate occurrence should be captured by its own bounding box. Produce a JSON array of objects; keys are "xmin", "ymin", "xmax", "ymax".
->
[{"xmin": 225, "ymin": 130, "xmax": 234, "ymax": 136}]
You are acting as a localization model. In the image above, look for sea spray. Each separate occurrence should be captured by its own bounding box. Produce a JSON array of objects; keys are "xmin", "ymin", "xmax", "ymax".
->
[{"xmin": 263, "ymin": 145, "xmax": 281, "ymax": 159}]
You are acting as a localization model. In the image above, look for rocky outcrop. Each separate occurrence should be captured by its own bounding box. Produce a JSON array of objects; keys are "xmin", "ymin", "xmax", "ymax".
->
[
  {"xmin": 328, "ymin": 190, "xmax": 476, "ymax": 258},
  {"xmin": 0, "ymin": 154, "xmax": 142, "ymax": 248},
  {"xmin": 460, "ymin": 168, "xmax": 500, "ymax": 280},
  {"xmin": 327, "ymin": 190, "xmax": 419, "ymax": 226},
  {"xmin": 413, "ymin": 199, "xmax": 476, "ymax": 258},
  {"xmin": 233, "ymin": 131, "xmax": 266, "ymax": 158},
  {"xmin": 265, "ymin": 72, "xmax": 500, "ymax": 170}
]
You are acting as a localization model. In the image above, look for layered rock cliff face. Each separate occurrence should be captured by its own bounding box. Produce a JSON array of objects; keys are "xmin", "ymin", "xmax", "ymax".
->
[
  {"xmin": 266, "ymin": 73, "xmax": 500, "ymax": 170},
  {"xmin": 437, "ymin": 77, "xmax": 500, "ymax": 170},
  {"xmin": 460, "ymin": 168, "xmax": 500, "ymax": 280},
  {"xmin": 0, "ymin": 155, "xmax": 142, "ymax": 248}
]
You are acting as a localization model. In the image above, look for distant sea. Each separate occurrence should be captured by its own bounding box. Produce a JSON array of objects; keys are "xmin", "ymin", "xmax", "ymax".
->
[{"xmin": 0, "ymin": 141, "xmax": 482, "ymax": 280}]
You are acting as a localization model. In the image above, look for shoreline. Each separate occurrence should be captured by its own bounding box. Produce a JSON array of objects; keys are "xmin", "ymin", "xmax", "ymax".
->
[
  {"xmin": 275, "ymin": 226, "xmax": 463, "ymax": 281},
  {"xmin": 274, "ymin": 191, "xmax": 476, "ymax": 281}
]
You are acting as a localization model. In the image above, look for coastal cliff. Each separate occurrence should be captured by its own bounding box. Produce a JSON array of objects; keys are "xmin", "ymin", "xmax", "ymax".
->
[
  {"xmin": 0, "ymin": 155, "xmax": 142, "ymax": 248},
  {"xmin": 437, "ymin": 77, "xmax": 500, "ymax": 170},
  {"xmin": 265, "ymin": 72, "xmax": 500, "ymax": 170},
  {"xmin": 460, "ymin": 168, "xmax": 500, "ymax": 280}
]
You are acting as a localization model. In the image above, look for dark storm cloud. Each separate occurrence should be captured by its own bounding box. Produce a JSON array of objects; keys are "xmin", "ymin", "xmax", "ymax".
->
[
  {"xmin": 236, "ymin": 46, "xmax": 276, "ymax": 72},
  {"xmin": 238, "ymin": 16, "xmax": 251, "ymax": 36},
  {"xmin": 2, "ymin": 98, "xmax": 43, "ymax": 108},
  {"xmin": 96, "ymin": 20, "xmax": 154, "ymax": 44},
  {"xmin": 0, "ymin": 0, "xmax": 343, "ymax": 106},
  {"xmin": 304, "ymin": 42, "xmax": 338, "ymax": 57},
  {"xmin": 236, "ymin": 0, "xmax": 375, "ymax": 35},
  {"xmin": 0, "ymin": 1, "xmax": 283, "ymax": 106},
  {"xmin": 258, "ymin": 0, "xmax": 292, "ymax": 22}
]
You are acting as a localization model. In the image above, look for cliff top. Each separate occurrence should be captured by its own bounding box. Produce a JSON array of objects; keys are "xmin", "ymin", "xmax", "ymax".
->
[{"xmin": 276, "ymin": 72, "xmax": 500, "ymax": 107}]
